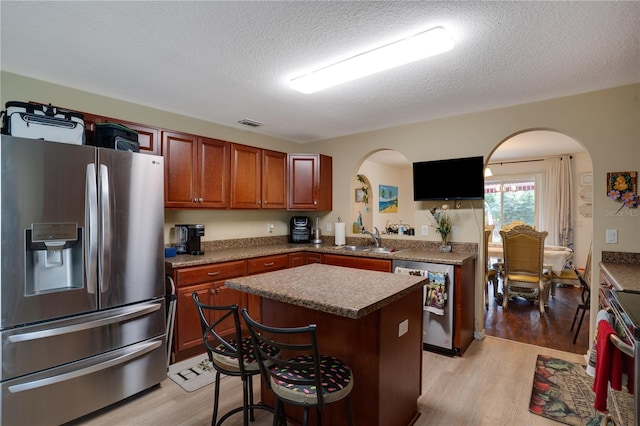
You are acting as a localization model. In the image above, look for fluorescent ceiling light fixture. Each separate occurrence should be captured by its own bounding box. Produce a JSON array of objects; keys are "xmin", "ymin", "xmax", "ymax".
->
[{"xmin": 290, "ymin": 26, "xmax": 454, "ymax": 94}]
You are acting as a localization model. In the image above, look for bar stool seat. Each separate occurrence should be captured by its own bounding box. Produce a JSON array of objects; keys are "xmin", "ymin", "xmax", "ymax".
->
[
  {"xmin": 192, "ymin": 293, "xmax": 278, "ymax": 426},
  {"xmin": 241, "ymin": 308, "xmax": 354, "ymax": 426}
]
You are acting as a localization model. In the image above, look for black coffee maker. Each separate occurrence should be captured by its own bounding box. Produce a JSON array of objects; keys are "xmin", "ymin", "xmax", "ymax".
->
[{"xmin": 184, "ymin": 224, "xmax": 205, "ymax": 255}]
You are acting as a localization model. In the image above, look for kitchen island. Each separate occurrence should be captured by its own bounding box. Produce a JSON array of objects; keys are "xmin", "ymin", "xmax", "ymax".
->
[{"xmin": 226, "ymin": 263, "xmax": 427, "ymax": 426}]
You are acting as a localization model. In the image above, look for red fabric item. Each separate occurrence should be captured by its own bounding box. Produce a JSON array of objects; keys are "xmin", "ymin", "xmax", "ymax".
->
[
  {"xmin": 593, "ymin": 320, "xmax": 617, "ymax": 412},
  {"xmin": 592, "ymin": 320, "xmax": 635, "ymax": 413}
]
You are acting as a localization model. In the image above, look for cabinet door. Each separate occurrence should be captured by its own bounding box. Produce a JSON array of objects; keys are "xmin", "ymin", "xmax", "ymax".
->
[
  {"xmin": 231, "ymin": 144, "xmax": 261, "ymax": 209},
  {"xmin": 317, "ymin": 154, "xmax": 332, "ymax": 210},
  {"xmin": 163, "ymin": 130, "xmax": 197, "ymax": 208},
  {"xmin": 213, "ymin": 280, "xmax": 248, "ymax": 337},
  {"xmin": 288, "ymin": 252, "xmax": 306, "ymax": 267},
  {"xmin": 262, "ymin": 150, "xmax": 287, "ymax": 209},
  {"xmin": 198, "ymin": 137, "xmax": 230, "ymax": 208},
  {"xmin": 120, "ymin": 121, "xmax": 160, "ymax": 155},
  {"xmin": 176, "ymin": 283, "xmax": 212, "ymax": 353},
  {"xmin": 288, "ymin": 154, "xmax": 318, "ymax": 210}
]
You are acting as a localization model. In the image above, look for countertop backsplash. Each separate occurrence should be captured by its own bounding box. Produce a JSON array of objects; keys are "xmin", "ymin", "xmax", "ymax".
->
[{"xmin": 198, "ymin": 235, "xmax": 478, "ymax": 255}]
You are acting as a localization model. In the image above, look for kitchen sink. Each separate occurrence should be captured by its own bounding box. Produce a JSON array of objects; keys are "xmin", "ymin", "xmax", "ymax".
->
[
  {"xmin": 334, "ymin": 245, "xmax": 406, "ymax": 254},
  {"xmin": 334, "ymin": 245, "xmax": 370, "ymax": 251}
]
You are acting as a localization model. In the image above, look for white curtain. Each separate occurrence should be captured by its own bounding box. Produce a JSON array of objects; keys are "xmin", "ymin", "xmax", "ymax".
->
[{"xmin": 542, "ymin": 157, "xmax": 573, "ymax": 247}]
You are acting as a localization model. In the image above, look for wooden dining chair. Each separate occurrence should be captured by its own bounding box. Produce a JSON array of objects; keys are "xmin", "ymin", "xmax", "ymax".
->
[
  {"xmin": 484, "ymin": 228, "xmax": 499, "ymax": 308},
  {"xmin": 569, "ymin": 247, "xmax": 592, "ymax": 344},
  {"xmin": 501, "ymin": 220, "xmax": 535, "ymax": 232},
  {"xmin": 499, "ymin": 225, "xmax": 550, "ymax": 315}
]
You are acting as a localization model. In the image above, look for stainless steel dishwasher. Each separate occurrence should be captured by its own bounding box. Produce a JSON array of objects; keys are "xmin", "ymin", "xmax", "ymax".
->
[{"xmin": 393, "ymin": 259, "xmax": 455, "ymax": 355}]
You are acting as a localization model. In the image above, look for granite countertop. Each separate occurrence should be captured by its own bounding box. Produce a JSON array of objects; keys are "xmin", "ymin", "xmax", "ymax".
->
[
  {"xmin": 600, "ymin": 262, "xmax": 640, "ymax": 292},
  {"xmin": 165, "ymin": 242, "xmax": 476, "ymax": 270},
  {"xmin": 225, "ymin": 263, "xmax": 427, "ymax": 319}
]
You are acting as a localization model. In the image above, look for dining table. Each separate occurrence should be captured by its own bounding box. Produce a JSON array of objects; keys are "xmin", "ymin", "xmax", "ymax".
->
[{"xmin": 487, "ymin": 242, "xmax": 573, "ymax": 275}]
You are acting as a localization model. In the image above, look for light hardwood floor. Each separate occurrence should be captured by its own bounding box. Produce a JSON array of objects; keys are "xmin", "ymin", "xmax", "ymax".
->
[{"xmin": 68, "ymin": 336, "xmax": 585, "ymax": 426}]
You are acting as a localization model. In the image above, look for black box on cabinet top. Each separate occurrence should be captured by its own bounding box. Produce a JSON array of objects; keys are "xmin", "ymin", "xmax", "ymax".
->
[{"xmin": 93, "ymin": 123, "xmax": 140, "ymax": 152}]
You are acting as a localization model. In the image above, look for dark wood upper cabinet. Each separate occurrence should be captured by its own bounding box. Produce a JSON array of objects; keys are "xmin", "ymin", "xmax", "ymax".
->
[
  {"xmin": 163, "ymin": 130, "xmax": 230, "ymax": 208},
  {"xmin": 262, "ymin": 149, "xmax": 287, "ymax": 209},
  {"xmin": 80, "ymin": 112, "xmax": 160, "ymax": 155},
  {"xmin": 230, "ymin": 144, "xmax": 287, "ymax": 209},
  {"xmin": 288, "ymin": 153, "xmax": 332, "ymax": 211}
]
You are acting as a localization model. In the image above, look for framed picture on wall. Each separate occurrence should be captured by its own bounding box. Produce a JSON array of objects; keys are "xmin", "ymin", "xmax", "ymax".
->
[
  {"xmin": 355, "ymin": 188, "xmax": 365, "ymax": 203},
  {"xmin": 607, "ymin": 171, "xmax": 637, "ymax": 196},
  {"xmin": 379, "ymin": 185, "xmax": 398, "ymax": 213}
]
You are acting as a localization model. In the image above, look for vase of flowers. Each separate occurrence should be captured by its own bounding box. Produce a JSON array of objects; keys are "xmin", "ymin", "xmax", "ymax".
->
[{"xmin": 433, "ymin": 208, "xmax": 453, "ymax": 252}]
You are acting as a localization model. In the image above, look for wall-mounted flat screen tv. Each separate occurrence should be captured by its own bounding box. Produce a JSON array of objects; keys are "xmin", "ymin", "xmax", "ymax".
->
[{"xmin": 413, "ymin": 156, "xmax": 485, "ymax": 200}]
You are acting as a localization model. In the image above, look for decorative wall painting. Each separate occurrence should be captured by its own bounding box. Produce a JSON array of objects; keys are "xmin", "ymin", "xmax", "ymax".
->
[{"xmin": 379, "ymin": 185, "xmax": 398, "ymax": 213}]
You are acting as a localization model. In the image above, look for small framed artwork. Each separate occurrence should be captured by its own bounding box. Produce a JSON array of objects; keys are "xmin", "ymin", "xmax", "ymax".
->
[
  {"xmin": 607, "ymin": 171, "xmax": 637, "ymax": 196},
  {"xmin": 379, "ymin": 185, "xmax": 398, "ymax": 213},
  {"xmin": 579, "ymin": 172, "xmax": 592, "ymax": 186},
  {"xmin": 355, "ymin": 188, "xmax": 365, "ymax": 203}
]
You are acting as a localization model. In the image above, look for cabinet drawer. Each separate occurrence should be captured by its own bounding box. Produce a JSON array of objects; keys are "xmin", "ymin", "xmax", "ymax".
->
[
  {"xmin": 248, "ymin": 254, "xmax": 289, "ymax": 274},
  {"xmin": 321, "ymin": 254, "xmax": 391, "ymax": 272},
  {"xmin": 175, "ymin": 260, "xmax": 247, "ymax": 286}
]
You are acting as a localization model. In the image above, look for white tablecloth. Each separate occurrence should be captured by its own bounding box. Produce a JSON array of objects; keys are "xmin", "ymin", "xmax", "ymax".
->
[{"xmin": 488, "ymin": 243, "xmax": 573, "ymax": 275}]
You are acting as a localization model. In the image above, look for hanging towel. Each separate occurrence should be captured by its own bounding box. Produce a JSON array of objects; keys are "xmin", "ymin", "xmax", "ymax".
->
[
  {"xmin": 592, "ymin": 320, "xmax": 634, "ymax": 412},
  {"xmin": 394, "ymin": 266, "xmax": 424, "ymax": 277},
  {"xmin": 586, "ymin": 310, "xmax": 613, "ymax": 377},
  {"xmin": 424, "ymin": 271, "xmax": 448, "ymax": 316}
]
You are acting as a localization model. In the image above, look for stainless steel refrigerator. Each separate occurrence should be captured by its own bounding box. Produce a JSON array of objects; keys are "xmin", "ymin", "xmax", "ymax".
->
[{"xmin": 0, "ymin": 135, "xmax": 167, "ymax": 425}]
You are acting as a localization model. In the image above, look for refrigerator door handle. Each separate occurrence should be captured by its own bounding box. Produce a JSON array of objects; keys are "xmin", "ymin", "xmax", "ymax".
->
[
  {"xmin": 8, "ymin": 302, "xmax": 162, "ymax": 343},
  {"xmin": 99, "ymin": 164, "xmax": 111, "ymax": 293},
  {"xmin": 85, "ymin": 163, "xmax": 98, "ymax": 294},
  {"xmin": 7, "ymin": 339, "xmax": 162, "ymax": 393}
]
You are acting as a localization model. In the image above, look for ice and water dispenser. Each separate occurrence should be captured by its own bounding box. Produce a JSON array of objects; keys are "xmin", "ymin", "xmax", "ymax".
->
[{"xmin": 25, "ymin": 222, "xmax": 83, "ymax": 295}]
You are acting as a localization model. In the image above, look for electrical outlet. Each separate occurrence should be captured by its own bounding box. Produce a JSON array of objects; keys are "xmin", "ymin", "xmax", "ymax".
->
[
  {"xmin": 606, "ymin": 229, "xmax": 618, "ymax": 244},
  {"xmin": 398, "ymin": 319, "xmax": 408, "ymax": 337},
  {"xmin": 421, "ymin": 225, "xmax": 429, "ymax": 236},
  {"xmin": 267, "ymin": 223, "xmax": 274, "ymax": 233},
  {"xmin": 326, "ymin": 223, "xmax": 332, "ymax": 232}
]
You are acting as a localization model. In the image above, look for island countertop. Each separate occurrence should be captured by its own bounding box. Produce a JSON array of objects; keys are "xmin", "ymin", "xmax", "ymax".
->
[{"xmin": 225, "ymin": 263, "xmax": 427, "ymax": 319}]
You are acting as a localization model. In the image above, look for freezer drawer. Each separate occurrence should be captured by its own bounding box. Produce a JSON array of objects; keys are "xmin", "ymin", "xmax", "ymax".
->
[
  {"xmin": 0, "ymin": 335, "xmax": 166, "ymax": 426},
  {"xmin": 1, "ymin": 300, "xmax": 165, "ymax": 381}
]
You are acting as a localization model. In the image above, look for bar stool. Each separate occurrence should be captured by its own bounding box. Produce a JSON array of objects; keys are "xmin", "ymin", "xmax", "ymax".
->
[
  {"xmin": 192, "ymin": 293, "xmax": 278, "ymax": 426},
  {"xmin": 241, "ymin": 308, "xmax": 354, "ymax": 426}
]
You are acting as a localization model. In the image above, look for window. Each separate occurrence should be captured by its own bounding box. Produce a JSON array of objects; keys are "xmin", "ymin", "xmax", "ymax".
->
[{"xmin": 484, "ymin": 179, "xmax": 536, "ymax": 242}]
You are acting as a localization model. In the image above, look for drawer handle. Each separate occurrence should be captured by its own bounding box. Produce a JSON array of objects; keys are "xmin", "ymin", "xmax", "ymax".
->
[
  {"xmin": 264, "ymin": 262, "xmax": 275, "ymax": 266},
  {"xmin": 208, "ymin": 271, "xmax": 221, "ymax": 276}
]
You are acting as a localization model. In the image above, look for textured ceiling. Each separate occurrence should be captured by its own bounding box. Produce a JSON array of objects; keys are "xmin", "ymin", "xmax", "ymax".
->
[{"xmin": 1, "ymin": 1, "xmax": 639, "ymax": 149}]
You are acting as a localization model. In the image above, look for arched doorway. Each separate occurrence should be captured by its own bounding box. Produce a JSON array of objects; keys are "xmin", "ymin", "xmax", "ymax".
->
[{"xmin": 483, "ymin": 129, "xmax": 593, "ymax": 354}]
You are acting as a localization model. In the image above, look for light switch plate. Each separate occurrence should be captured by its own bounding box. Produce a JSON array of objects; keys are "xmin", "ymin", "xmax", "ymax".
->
[
  {"xmin": 421, "ymin": 225, "xmax": 429, "ymax": 236},
  {"xmin": 606, "ymin": 229, "xmax": 618, "ymax": 244},
  {"xmin": 326, "ymin": 223, "xmax": 331, "ymax": 232}
]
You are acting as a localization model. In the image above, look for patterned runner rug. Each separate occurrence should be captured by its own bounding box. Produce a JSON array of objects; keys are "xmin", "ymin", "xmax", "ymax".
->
[
  {"xmin": 529, "ymin": 355, "xmax": 633, "ymax": 425},
  {"xmin": 168, "ymin": 355, "xmax": 220, "ymax": 392}
]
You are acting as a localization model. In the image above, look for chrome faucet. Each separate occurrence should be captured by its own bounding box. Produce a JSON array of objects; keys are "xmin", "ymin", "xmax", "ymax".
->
[{"xmin": 362, "ymin": 227, "xmax": 381, "ymax": 247}]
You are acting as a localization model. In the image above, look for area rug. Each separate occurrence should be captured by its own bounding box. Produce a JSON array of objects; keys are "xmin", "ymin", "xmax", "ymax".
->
[
  {"xmin": 168, "ymin": 355, "xmax": 220, "ymax": 392},
  {"xmin": 529, "ymin": 355, "xmax": 633, "ymax": 425}
]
